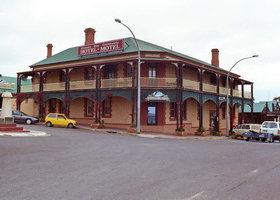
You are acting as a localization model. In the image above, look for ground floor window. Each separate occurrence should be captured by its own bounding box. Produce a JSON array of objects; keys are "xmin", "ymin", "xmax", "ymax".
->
[
  {"xmin": 148, "ymin": 103, "xmax": 157, "ymax": 125},
  {"xmin": 170, "ymin": 102, "xmax": 187, "ymax": 120},
  {"xmin": 85, "ymin": 98, "xmax": 94, "ymax": 117},
  {"xmin": 49, "ymin": 99, "xmax": 56, "ymax": 113},
  {"xmin": 102, "ymin": 97, "xmax": 112, "ymax": 117},
  {"xmin": 59, "ymin": 101, "xmax": 65, "ymax": 114}
]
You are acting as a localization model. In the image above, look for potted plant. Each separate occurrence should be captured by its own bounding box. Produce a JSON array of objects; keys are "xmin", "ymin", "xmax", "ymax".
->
[
  {"xmin": 91, "ymin": 120, "xmax": 104, "ymax": 129},
  {"xmin": 175, "ymin": 125, "xmax": 186, "ymax": 136},
  {"xmin": 195, "ymin": 127, "xmax": 206, "ymax": 136},
  {"xmin": 127, "ymin": 124, "xmax": 137, "ymax": 133}
]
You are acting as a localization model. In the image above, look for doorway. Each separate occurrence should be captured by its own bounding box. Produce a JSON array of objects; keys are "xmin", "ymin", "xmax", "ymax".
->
[{"xmin": 147, "ymin": 103, "xmax": 157, "ymax": 125}]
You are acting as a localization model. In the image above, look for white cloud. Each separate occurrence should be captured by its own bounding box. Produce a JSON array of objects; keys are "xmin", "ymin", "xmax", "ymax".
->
[{"xmin": 0, "ymin": 0, "xmax": 279, "ymax": 101}]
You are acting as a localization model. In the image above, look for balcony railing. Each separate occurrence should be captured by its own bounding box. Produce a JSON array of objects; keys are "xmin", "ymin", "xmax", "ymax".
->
[
  {"xmin": 244, "ymin": 91, "xmax": 251, "ymax": 99},
  {"xmin": 141, "ymin": 77, "xmax": 177, "ymax": 88},
  {"xmin": 43, "ymin": 82, "xmax": 65, "ymax": 92},
  {"xmin": 101, "ymin": 77, "xmax": 132, "ymax": 89},
  {"xmin": 219, "ymin": 87, "xmax": 231, "ymax": 95},
  {"xmin": 183, "ymin": 79, "xmax": 200, "ymax": 90},
  {"xmin": 20, "ymin": 84, "xmax": 39, "ymax": 93},
  {"xmin": 70, "ymin": 80, "xmax": 96, "ymax": 90},
  {"xmin": 233, "ymin": 89, "xmax": 242, "ymax": 97},
  {"xmin": 203, "ymin": 83, "xmax": 217, "ymax": 93},
  {"xmin": 18, "ymin": 77, "xmax": 253, "ymax": 100}
]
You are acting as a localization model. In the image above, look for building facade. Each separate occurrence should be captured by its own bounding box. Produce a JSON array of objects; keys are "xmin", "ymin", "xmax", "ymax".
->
[
  {"xmin": 242, "ymin": 101, "xmax": 280, "ymax": 124},
  {"xmin": 17, "ymin": 28, "xmax": 254, "ymax": 134},
  {"xmin": 0, "ymin": 75, "xmax": 32, "ymax": 113}
]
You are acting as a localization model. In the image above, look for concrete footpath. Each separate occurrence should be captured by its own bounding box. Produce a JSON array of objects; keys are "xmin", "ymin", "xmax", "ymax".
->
[{"xmin": 77, "ymin": 125, "xmax": 230, "ymax": 140}]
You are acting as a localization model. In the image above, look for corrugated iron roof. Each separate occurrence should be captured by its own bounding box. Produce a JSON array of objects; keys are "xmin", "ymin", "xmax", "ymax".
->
[{"xmin": 30, "ymin": 37, "xmax": 234, "ymax": 75}]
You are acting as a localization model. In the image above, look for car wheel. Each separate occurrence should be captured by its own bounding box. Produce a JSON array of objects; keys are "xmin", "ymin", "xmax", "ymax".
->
[
  {"xmin": 261, "ymin": 138, "xmax": 266, "ymax": 142},
  {"xmin": 232, "ymin": 133, "xmax": 236, "ymax": 139},
  {"xmin": 245, "ymin": 137, "xmax": 250, "ymax": 141},
  {"xmin": 67, "ymin": 123, "xmax": 74, "ymax": 128},
  {"xmin": 25, "ymin": 119, "xmax": 32, "ymax": 125},
  {"xmin": 46, "ymin": 121, "xmax": 53, "ymax": 127}
]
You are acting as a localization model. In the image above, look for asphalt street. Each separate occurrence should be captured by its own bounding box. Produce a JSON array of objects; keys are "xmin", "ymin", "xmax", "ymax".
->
[{"xmin": 1, "ymin": 124, "xmax": 280, "ymax": 200}]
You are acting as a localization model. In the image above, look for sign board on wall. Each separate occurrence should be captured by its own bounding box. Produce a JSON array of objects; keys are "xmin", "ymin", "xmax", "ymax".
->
[{"xmin": 78, "ymin": 39, "xmax": 124, "ymax": 56}]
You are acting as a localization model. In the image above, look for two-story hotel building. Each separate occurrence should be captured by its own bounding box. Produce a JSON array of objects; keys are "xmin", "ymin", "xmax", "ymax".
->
[{"xmin": 17, "ymin": 28, "xmax": 253, "ymax": 134}]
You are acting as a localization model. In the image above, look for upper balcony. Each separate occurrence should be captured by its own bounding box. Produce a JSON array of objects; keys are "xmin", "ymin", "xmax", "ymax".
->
[{"xmin": 19, "ymin": 77, "xmax": 252, "ymax": 99}]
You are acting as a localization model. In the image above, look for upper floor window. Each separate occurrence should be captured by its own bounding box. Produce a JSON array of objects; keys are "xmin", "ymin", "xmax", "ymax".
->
[
  {"xmin": 148, "ymin": 64, "xmax": 156, "ymax": 78},
  {"xmin": 126, "ymin": 65, "xmax": 133, "ymax": 77},
  {"xmin": 59, "ymin": 71, "xmax": 66, "ymax": 82},
  {"xmin": 104, "ymin": 65, "xmax": 115, "ymax": 79},
  {"xmin": 85, "ymin": 67, "xmax": 94, "ymax": 80},
  {"xmin": 210, "ymin": 75, "xmax": 216, "ymax": 85}
]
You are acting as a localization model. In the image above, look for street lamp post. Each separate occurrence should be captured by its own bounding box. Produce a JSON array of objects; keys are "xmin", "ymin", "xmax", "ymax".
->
[
  {"xmin": 226, "ymin": 55, "xmax": 258, "ymax": 136},
  {"xmin": 115, "ymin": 18, "xmax": 141, "ymax": 134}
]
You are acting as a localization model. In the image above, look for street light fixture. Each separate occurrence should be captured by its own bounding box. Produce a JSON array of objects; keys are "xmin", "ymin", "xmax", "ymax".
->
[
  {"xmin": 226, "ymin": 55, "xmax": 258, "ymax": 136},
  {"xmin": 115, "ymin": 18, "xmax": 141, "ymax": 134}
]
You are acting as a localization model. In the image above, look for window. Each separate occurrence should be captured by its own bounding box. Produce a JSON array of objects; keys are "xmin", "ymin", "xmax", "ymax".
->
[
  {"xmin": 104, "ymin": 65, "xmax": 115, "ymax": 79},
  {"xmin": 170, "ymin": 103, "xmax": 177, "ymax": 120},
  {"xmin": 48, "ymin": 114, "xmax": 56, "ymax": 118},
  {"xmin": 222, "ymin": 106, "xmax": 226, "ymax": 119},
  {"xmin": 182, "ymin": 101, "xmax": 187, "ymax": 120},
  {"xmin": 59, "ymin": 71, "xmax": 65, "ymax": 82},
  {"xmin": 85, "ymin": 67, "xmax": 94, "ymax": 80},
  {"xmin": 57, "ymin": 115, "xmax": 66, "ymax": 120},
  {"xmin": 85, "ymin": 98, "xmax": 94, "ymax": 117},
  {"xmin": 148, "ymin": 65, "xmax": 156, "ymax": 78},
  {"xmin": 103, "ymin": 98, "xmax": 111, "ymax": 117},
  {"xmin": 126, "ymin": 65, "xmax": 133, "ymax": 77},
  {"xmin": 12, "ymin": 110, "xmax": 21, "ymax": 115},
  {"xmin": 49, "ymin": 99, "xmax": 56, "ymax": 113},
  {"xmin": 197, "ymin": 103, "xmax": 200, "ymax": 120},
  {"xmin": 170, "ymin": 102, "xmax": 187, "ymax": 120},
  {"xmin": 59, "ymin": 101, "xmax": 65, "ymax": 114},
  {"xmin": 210, "ymin": 75, "xmax": 216, "ymax": 85}
]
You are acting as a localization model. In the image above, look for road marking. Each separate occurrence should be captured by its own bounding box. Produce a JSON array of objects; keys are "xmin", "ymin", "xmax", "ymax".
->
[
  {"xmin": 185, "ymin": 191, "xmax": 207, "ymax": 200},
  {"xmin": 247, "ymin": 169, "xmax": 259, "ymax": 176}
]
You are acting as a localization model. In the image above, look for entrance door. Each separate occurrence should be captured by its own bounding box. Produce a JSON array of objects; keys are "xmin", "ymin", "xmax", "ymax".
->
[
  {"xmin": 210, "ymin": 111, "xmax": 217, "ymax": 129},
  {"xmin": 147, "ymin": 103, "xmax": 157, "ymax": 125}
]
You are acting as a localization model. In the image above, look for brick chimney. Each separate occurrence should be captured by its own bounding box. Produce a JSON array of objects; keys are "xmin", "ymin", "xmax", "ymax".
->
[
  {"xmin": 46, "ymin": 44, "xmax": 53, "ymax": 58},
  {"xmin": 84, "ymin": 28, "xmax": 96, "ymax": 45},
  {"xmin": 211, "ymin": 48, "xmax": 219, "ymax": 67}
]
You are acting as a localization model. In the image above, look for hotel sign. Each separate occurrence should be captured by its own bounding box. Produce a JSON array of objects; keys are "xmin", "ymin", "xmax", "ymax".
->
[{"xmin": 78, "ymin": 39, "xmax": 124, "ymax": 56}]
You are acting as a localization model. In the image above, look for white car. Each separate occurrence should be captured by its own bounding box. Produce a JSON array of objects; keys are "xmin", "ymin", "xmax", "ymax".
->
[
  {"xmin": 261, "ymin": 121, "xmax": 280, "ymax": 142},
  {"xmin": 232, "ymin": 124, "xmax": 261, "ymax": 139}
]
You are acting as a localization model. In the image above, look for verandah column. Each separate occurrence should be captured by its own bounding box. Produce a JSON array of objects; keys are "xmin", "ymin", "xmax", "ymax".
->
[
  {"xmin": 130, "ymin": 62, "xmax": 136, "ymax": 125},
  {"xmin": 16, "ymin": 74, "xmax": 22, "ymax": 111},
  {"xmin": 64, "ymin": 68, "xmax": 71, "ymax": 117},
  {"xmin": 230, "ymin": 78, "xmax": 234, "ymax": 133},
  {"xmin": 241, "ymin": 81, "xmax": 245, "ymax": 123},
  {"xmin": 38, "ymin": 71, "xmax": 45, "ymax": 119},
  {"xmin": 174, "ymin": 62, "xmax": 183, "ymax": 129},
  {"xmin": 199, "ymin": 69, "xmax": 204, "ymax": 130},
  {"xmin": 216, "ymin": 74, "xmax": 220, "ymax": 132},
  {"xmin": 95, "ymin": 65, "xmax": 101, "ymax": 123},
  {"xmin": 250, "ymin": 83, "xmax": 254, "ymax": 123}
]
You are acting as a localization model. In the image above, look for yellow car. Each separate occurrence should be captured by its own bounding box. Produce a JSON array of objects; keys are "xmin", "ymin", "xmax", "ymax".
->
[{"xmin": 45, "ymin": 113, "xmax": 77, "ymax": 128}]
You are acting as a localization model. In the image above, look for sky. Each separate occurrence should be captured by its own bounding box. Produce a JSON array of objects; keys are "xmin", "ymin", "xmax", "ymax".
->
[{"xmin": 0, "ymin": 0, "xmax": 279, "ymax": 102}]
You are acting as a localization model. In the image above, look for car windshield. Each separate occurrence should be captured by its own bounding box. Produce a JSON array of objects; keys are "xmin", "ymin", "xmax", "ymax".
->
[{"xmin": 262, "ymin": 122, "xmax": 278, "ymax": 128}]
